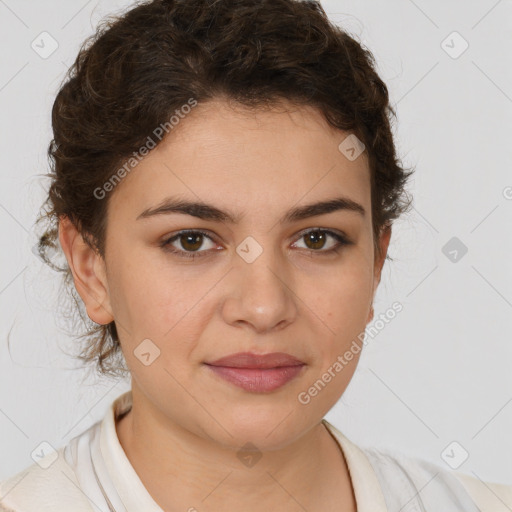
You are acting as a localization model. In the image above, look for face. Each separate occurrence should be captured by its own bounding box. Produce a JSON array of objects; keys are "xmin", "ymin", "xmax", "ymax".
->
[{"xmin": 60, "ymin": 98, "xmax": 390, "ymax": 451}]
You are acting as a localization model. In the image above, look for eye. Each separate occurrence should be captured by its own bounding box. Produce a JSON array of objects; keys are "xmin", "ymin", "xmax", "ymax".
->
[
  {"xmin": 160, "ymin": 228, "xmax": 352, "ymax": 260},
  {"xmin": 160, "ymin": 230, "xmax": 219, "ymax": 259},
  {"xmin": 292, "ymin": 228, "xmax": 351, "ymax": 254}
]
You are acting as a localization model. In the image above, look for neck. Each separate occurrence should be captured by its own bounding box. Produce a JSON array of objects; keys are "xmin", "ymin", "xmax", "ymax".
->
[{"xmin": 115, "ymin": 388, "xmax": 357, "ymax": 512}]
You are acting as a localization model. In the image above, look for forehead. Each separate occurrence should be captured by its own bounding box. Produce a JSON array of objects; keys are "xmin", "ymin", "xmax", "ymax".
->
[{"xmin": 108, "ymin": 98, "xmax": 371, "ymax": 221}]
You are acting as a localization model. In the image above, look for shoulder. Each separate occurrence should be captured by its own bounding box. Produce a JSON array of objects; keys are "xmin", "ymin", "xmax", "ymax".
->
[
  {"xmin": 362, "ymin": 445, "xmax": 512, "ymax": 512},
  {"xmin": 0, "ymin": 446, "xmax": 94, "ymax": 512},
  {"xmin": 0, "ymin": 392, "xmax": 128, "ymax": 512},
  {"xmin": 455, "ymin": 470, "xmax": 512, "ymax": 512}
]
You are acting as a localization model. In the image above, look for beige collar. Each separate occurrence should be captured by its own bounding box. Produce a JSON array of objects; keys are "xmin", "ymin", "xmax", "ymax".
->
[
  {"xmin": 322, "ymin": 418, "xmax": 388, "ymax": 511},
  {"xmin": 100, "ymin": 391, "xmax": 388, "ymax": 511}
]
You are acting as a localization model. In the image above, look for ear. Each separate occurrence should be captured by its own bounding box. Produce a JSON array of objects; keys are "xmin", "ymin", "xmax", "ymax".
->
[
  {"xmin": 367, "ymin": 224, "xmax": 392, "ymax": 323},
  {"xmin": 58, "ymin": 215, "xmax": 114, "ymax": 325}
]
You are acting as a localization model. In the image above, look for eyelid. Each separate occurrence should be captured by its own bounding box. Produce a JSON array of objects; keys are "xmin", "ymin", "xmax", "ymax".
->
[
  {"xmin": 161, "ymin": 227, "xmax": 349, "ymax": 244},
  {"xmin": 293, "ymin": 226, "xmax": 350, "ymax": 242},
  {"xmin": 159, "ymin": 229, "xmax": 218, "ymax": 249},
  {"xmin": 160, "ymin": 227, "xmax": 352, "ymax": 258}
]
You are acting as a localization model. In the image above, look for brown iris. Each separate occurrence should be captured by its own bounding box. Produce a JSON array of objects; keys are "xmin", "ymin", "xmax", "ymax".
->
[
  {"xmin": 179, "ymin": 233, "xmax": 204, "ymax": 252},
  {"xmin": 303, "ymin": 231, "xmax": 327, "ymax": 250}
]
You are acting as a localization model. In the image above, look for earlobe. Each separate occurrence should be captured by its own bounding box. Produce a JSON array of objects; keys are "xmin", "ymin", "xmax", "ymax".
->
[{"xmin": 58, "ymin": 215, "xmax": 114, "ymax": 326}]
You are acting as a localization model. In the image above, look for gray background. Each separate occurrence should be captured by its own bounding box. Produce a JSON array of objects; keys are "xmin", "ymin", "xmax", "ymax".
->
[{"xmin": 1, "ymin": 0, "xmax": 511, "ymax": 486}]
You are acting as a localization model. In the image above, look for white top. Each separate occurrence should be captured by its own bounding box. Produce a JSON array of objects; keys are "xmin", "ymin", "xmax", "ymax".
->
[{"xmin": 1, "ymin": 390, "xmax": 511, "ymax": 511}]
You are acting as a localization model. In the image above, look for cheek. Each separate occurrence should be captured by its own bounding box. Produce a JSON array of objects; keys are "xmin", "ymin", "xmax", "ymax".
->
[
  {"xmin": 104, "ymin": 252, "xmax": 171, "ymax": 343},
  {"xmin": 108, "ymin": 253, "xmax": 215, "ymax": 355},
  {"xmin": 310, "ymin": 257, "xmax": 374, "ymax": 328},
  {"xmin": 302, "ymin": 253, "xmax": 373, "ymax": 378},
  {"xmin": 303, "ymin": 265, "xmax": 372, "ymax": 410}
]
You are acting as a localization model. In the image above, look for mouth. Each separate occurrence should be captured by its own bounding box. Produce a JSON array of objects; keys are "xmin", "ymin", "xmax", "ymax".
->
[
  {"xmin": 205, "ymin": 351, "xmax": 305, "ymax": 369},
  {"xmin": 204, "ymin": 364, "xmax": 306, "ymax": 393},
  {"xmin": 203, "ymin": 352, "xmax": 306, "ymax": 393}
]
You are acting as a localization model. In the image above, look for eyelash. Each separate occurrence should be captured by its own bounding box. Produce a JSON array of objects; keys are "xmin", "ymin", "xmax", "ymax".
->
[{"xmin": 159, "ymin": 228, "xmax": 352, "ymax": 260}]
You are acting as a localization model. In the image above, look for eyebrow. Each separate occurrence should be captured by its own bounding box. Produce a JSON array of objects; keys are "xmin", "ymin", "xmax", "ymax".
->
[{"xmin": 136, "ymin": 196, "xmax": 366, "ymax": 224}]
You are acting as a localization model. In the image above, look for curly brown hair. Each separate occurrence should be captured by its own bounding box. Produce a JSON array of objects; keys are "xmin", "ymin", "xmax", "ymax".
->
[{"xmin": 34, "ymin": 0, "xmax": 414, "ymax": 379}]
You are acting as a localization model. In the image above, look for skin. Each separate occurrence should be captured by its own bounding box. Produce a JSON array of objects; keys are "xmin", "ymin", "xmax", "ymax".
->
[{"xmin": 59, "ymin": 98, "xmax": 391, "ymax": 512}]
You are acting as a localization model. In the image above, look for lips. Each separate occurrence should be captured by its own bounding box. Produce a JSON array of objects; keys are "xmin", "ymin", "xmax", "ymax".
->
[
  {"xmin": 204, "ymin": 352, "xmax": 306, "ymax": 392},
  {"xmin": 205, "ymin": 351, "xmax": 305, "ymax": 369}
]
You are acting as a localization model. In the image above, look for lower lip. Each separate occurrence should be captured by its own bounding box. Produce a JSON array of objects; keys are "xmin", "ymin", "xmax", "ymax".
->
[{"xmin": 204, "ymin": 364, "xmax": 305, "ymax": 392}]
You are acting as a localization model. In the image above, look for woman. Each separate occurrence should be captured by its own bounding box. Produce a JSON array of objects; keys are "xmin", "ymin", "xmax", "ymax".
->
[{"xmin": 1, "ymin": 0, "xmax": 510, "ymax": 510}]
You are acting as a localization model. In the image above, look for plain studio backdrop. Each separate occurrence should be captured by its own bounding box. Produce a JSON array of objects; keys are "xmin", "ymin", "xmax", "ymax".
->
[{"xmin": 0, "ymin": 0, "xmax": 511, "ymax": 485}]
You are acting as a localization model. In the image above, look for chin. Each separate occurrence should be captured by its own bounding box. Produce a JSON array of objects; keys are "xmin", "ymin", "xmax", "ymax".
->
[{"xmin": 205, "ymin": 409, "xmax": 312, "ymax": 451}]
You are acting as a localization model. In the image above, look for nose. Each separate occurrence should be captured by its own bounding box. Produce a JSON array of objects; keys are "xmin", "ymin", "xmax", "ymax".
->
[{"xmin": 221, "ymin": 243, "xmax": 298, "ymax": 334}]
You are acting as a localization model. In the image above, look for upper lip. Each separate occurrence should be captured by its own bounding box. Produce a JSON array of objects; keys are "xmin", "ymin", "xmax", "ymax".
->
[{"xmin": 205, "ymin": 352, "xmax": 305, "ymax": 369}]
